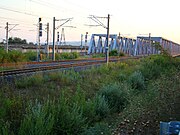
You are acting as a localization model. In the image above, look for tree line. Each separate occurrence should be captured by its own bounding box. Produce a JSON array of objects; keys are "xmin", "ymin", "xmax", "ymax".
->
[{"xmin": 0, "ymin": 37, "xmax": 34, "ymax": 45}]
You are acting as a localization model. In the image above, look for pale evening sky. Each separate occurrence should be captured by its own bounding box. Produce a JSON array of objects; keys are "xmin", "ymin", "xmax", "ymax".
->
[{"xmin": 0, "ymin": 0, "xmax": 179, "ymax": 44}]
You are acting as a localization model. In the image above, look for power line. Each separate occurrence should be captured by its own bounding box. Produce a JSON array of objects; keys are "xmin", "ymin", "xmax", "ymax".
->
[
  {"xmin": 30, "ymin": 0, "xmax": 88, "ymax": 18},
  {"xmin": 0, "ymin": 6, "xmax": 39, "ymax": 17},
  {"xmin": 87, "ymin": 14, "xmax": 110, "ymax": 65},
  {"xmin": 0, "ymin": 16, "xmax": 33, "ymax": 25},
  {"xmin": 52, "ymin": 17, "xmax": 74, "ymax": 61}
]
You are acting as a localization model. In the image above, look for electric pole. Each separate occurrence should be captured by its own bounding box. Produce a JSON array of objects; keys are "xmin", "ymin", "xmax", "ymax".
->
[
  {"xmin": 106, "ymin": 14, "xmax": 110, "ymax": 65},
  {"xmin": 148, "ymin": 33, "xmax": 151, "ymax": 55},
  {"xmin": 5, "ymin": 22, "xmax": 19, "ymax": 53},
  {"xmin": 52, "ymin": 17, "xmax": 56, "ymax": 61},
  {"xmin": 46, "ymin": 23, "xmax": 49, "ymax": 58},
  {"xmin": 81, "ymin": 34, "xmax": 83, "ymax": 52},
  {"xmin": 87, "ymin": 14, "xmax": 110, "ymax": 65},
  {"xmin": 5, "ymin": 22, "xmax": 8, "ymax": 53},
  {"xmin": 52, "ymin": 17, "xmax": 73, "ymax": 61}
]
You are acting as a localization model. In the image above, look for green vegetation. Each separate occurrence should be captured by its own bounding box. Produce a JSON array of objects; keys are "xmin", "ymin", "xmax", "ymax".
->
[
  {"xmin": 91, "ymin": 50, "xmax": 125, "ymax": 58},
  {"xmin": 92, "ymin": 53, "xmax": 106, "ymax": 58},
  {"xmin": 0, "ymin": 48, "xmax": 81, "ymax": 64},
  {"xmin": 109, "ymin": 50, "xmax": 125, "ymax": 57},
  {"xmin": 55, "ymin": 52, "xmax": 80, "ymax": 60},
  {"xmin": 8, "ymin": 37, "xmax": 27, "ymax": 45},
  {"xmin": 0, "ymin": 54, "xmax": 179, "ymax": 135},
  {"xmin": 0, "ymin": 47, "xmax": 125, "ymax": 64},
  {"xmin": 0, "ymin": 48, "xmax": 26, "ymax": 63}
]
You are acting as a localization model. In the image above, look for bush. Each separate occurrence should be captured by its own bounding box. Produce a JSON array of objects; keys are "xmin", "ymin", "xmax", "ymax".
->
[
  {"xmin": 24, "ymin": 51, "xmax": 37, "ymax": 61},
  {"xmin": 119, "ymin": 51, "xmax": 125, "ymax": 56},
  {"xmin": 55, "ymin": 52, "xmax": 80, "ymax": 60},
  {"xmin": 92, "ymin": 53, "xmax": 105, "ymax": 58},
  {"xmin": 0, "ymin": 49, "xmax": 26, "ymax": 63},
  {"xmin": 109, "ymin": 50, "xmax": 118, "ymax": 56},
  {"xmin": 128, "ymin": 71, "xmax": 145, "ymax": 92},
  {"xmin": 9, "ymin": 50, "xmax": 25, "ymax": 63},
  {"xmin": 98, "ymin": 83, "xmax": 129, "ymax": 112},
  {"xmin": 0, "ymin": 122, "xmax": 10, "ymax": 135},
  {"xmin": 53, "ymin": 92, "xmax": 87, "ymax": 135},
  {"xmin": 15, "ymin": 74, "xmax": 44, "ymax": 88},
  {"xmin": 93, "ymin": 95, "xmax": 110, "ymax": 119},
  {"xmin": 116, "ymin": 73, "xmax": 127, "ymax": 82},
  {"xmin": 140, "ymin": 55, "xmax": 174, "ymax": 80},
  {"xmin": 18, "ymin": 100, "xmax": 55, "ymax": 135}
]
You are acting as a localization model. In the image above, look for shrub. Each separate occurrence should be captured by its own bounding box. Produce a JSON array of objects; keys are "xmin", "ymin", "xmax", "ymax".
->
[
  {"xmin": 9, "ymin": 50, "xmax": 25, "ymax": 63},
  {"xmin": 18, "ymin": 100, "xmax": 55, "ymax": 135},
  {"xmin": 119, "ymin": 51, "xmax": 125, "ymax": 56},
  {"xmin": 81, "ymin": 99, "xmax": 96, "ymax": 123},
  {"xmin": 53, "ymin": 92, "xmax": 87, "ymax": 135},
  {"xmin": 24, "ymin": 51, "xmax": 37, "ymax": 61},
  {"xmin": 0, "ymin": 122, "xmax": 10, "ymax": 135},
  {"xmin": 71, "ymin": 52, "xmax": 79, "ymax": 59},
  {"xmin": 71, "ymin": 87, "xmax": 109, "ymax": 122},
  {"xmin": 0, "ymin": 48, "xmax": 6, "ymax": 63},
  {"xmin": 55, "ymin": 52, "xmax": 80, "ymax": 60},
  {"xmin": 116, "ymin": 73, "xmax": 127, "ymax": 82},
  {"xmin": 109, "ymin": 50, "xmax": 118, "ymax": 56},
  {"xmin": 140, "ymin": 55, "xmax": 174, "ymax": 80},
  {"xmin": 93, "ymin": 95, "xmax": 110, "ymax": 119},
  {"xmin": 15, "ymin": 74, "xmax": 44, "ymax": 88},
  {"xmin": 128, "ymin": 71, "xmax": 145, "ymax": 92},
  {"xmin": 98, "ymin": 83, "xmax": 129, "ymax": 112},
  {"xmin": 0, "ymin": 49, "xmax": 26, "ymax": 63},
  {"xmin": 92, "ymin": 53, "xmax": 105, "ymax": 58}
]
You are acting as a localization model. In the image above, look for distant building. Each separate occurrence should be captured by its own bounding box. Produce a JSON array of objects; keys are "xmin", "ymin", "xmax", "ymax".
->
[{"xmin": 0, "ymin": 44, "xmax": 88, "ymax": 54}]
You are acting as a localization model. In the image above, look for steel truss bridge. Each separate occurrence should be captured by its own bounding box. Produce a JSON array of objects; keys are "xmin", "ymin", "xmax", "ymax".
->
[{"xmin": 88, "ymin": 34, "xmax": 180, "ymax": 57}]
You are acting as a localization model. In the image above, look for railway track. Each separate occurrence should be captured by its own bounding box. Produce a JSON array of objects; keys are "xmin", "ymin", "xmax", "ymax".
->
[
  {"xmin": 0, "ymin": 56, "xmax": 141, "ymax": 77},
  {"xmin": 0, "ymin": 57, "xmax": 114, "ymax": 68}
]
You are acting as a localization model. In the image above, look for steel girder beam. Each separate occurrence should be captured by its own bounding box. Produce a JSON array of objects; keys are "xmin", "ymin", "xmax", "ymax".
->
[{"xmin": 88, "ymin": 34, "xmax": 180, "ymax": 56}]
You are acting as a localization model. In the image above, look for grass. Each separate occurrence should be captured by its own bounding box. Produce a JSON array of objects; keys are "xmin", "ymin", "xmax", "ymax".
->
[
  {"xmin": 0, "ymin": 48, "xmax": 80, "ymax": 64},
  {"xmin": 0, "ymin": 54, "xmax": 179, "ymax": 135}
]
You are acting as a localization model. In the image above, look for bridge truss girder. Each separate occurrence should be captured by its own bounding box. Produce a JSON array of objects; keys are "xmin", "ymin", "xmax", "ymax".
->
[{"xmin": 88, "ymin": 34, "xmax": 180, "ymax": 57}]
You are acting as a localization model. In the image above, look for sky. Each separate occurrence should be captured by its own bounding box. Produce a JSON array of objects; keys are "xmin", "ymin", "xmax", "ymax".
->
[{"xmin": 0, "ymin": 0, "xmax": 180, "ymax": 44}]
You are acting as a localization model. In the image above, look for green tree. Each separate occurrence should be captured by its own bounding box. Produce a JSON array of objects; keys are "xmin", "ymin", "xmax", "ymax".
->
[{"xmin": 8, "ymin": 37, "xmax": 27, "ymax": 44}]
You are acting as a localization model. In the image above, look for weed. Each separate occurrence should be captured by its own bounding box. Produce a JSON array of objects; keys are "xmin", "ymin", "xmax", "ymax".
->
[
  {"xmin": 98, "ymin": 83, "xmax": 129, "ymax": 112},
  {"xmin": 18, "ymin": 100, "xmax": 55, "ymax": 135},
  {"xmin": 53, "ymin": 91, "xmax": 87, "ymax": 135},
  {"xmin": 109, "ymin": 50, "xmax": 118, "ymax": 56},
  {"xmin": 15, "ymin": 74, "xmax": 44, "ymax": 88},
  {"xmin": 128, "ymin": 71, "xmax": 145, "ymax": 92},
  {"xmin": 93, "ymin": 95, "xmax": 110, "ymax": 119}
]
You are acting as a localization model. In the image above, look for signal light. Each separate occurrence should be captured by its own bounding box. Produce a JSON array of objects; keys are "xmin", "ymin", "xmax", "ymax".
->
[
  {"xmin": 39, "ymin": 23, "xmax": 42, "ymax": 31},
  {"xmin": 57, "ymin": 32, "xmax": 60, "ymax": 42},
  {"xmin": 39, "ymin": 31, "xmax": 42, "ymax": 37},
  {"xmin": 38, "ymin": 17, "xmax": 42, "ymax": 37},
  {"xmin": 39, "ymin": 17, "xmax": 41, "ymax": 22}
]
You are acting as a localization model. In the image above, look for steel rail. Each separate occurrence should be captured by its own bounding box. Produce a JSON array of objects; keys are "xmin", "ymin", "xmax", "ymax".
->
[
  {"xmin": 0, "ymin": 56, "xmax": 142, "ymax": 77},
  {"xmin": 0, "ymin": 57, "xmax": 119, "ymax": 68}
]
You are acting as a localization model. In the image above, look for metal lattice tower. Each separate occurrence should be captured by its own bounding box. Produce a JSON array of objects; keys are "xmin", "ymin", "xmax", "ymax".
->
[{"xmin": 60, "ymin": 28, "xmax": 66, "ymax": 45}]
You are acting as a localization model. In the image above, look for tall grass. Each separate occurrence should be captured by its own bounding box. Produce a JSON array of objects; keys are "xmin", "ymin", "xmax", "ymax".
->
[
  {"xmin": 128, "ymin": 71, "xmax": 145, "ymax": 92},
  {"xmin": 18, "ymin": 100, "xmax": 55, "ymax": 135},
  {"xmin": 0, "ymin": 54, "xmax": 179, "ymax": 135},
  {"xmin": 0, "ymin": 49, "xmax": 26, "ymax": 63},
  {"xmin": 98, "ymin": 83, "xmax": 129, "ymax": 112}
]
